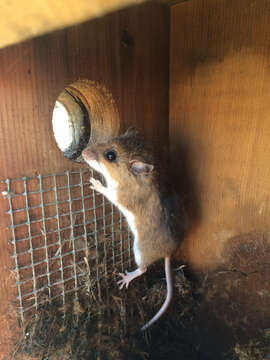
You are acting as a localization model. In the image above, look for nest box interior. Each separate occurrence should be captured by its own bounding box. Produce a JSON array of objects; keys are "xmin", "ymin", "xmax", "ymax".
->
[{"xmin": 0, "ymin": 0, "xmax": 270, "ymax": 359}]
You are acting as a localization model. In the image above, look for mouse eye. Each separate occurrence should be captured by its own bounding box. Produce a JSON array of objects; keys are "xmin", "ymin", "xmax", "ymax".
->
[{"xmin": 104, "ymin": 150, "xmax": 117, "ymax": 162}]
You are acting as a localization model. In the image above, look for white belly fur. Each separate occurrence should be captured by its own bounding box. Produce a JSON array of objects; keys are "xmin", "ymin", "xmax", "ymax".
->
[
  {"xmin": 118, "ymin": 204, "xmax": 141, "ymax": 267},
  {"xmin": 86, "ymin": 160, "xmax": 141, "ymax": 266}
]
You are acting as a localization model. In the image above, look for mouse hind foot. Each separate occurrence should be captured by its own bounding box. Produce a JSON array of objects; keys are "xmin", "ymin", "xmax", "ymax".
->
[{"xmin": 117, "ymin": 267, "xmax": 146, "ymax": 289}]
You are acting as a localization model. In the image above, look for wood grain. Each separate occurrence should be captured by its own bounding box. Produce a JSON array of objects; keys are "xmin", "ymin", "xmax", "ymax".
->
[
  {"xmin": 170, "ymin": 0, "xmax": 270, "ymax": 354},
  {"xmin": 0, "ymin": 3, "xmax": 169, "ymax": 356},
  {"xmin": 171, "ymin": 0, "xmax": 270, "ymax": 269}
]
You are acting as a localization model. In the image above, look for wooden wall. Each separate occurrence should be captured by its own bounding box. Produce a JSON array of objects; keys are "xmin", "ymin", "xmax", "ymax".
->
[
  {"xmin": 3, "ymin": 0, "xmax": 270, "ymax": 356},
  {"xmin": 170, "ymin": 0, "xmax": 270, "ymax": 356},
  {"xmin": 0, "ymin": 3, "xmax": 169, "ymax": 356}
]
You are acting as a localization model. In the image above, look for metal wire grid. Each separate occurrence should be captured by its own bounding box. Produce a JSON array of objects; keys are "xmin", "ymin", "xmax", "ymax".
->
[{"xmin": 2, "ymin": 169, "xmax": 133, "ymax": 323}]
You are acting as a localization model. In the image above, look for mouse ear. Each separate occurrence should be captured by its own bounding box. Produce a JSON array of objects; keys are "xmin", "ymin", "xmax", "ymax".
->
[
  {"xmin": 124, "ymin": 127, "xmax": 139, "ymax": 137},
  {"xmin": 129, "ymin": 160, "xmax": 154, "ymax": 175}
]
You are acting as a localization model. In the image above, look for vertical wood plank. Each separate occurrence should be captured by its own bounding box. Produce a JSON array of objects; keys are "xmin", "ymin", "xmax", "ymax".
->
[
  {"xmin": 170, "ymin": 0, "xmax": 270, "ymax": 354},
  {"xmin": 171, "ymin": 0, "xmax": 270, "ymax": 269}
]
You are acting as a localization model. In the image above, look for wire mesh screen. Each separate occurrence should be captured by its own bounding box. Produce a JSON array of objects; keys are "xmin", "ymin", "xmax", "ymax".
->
[{"xmin": 2, "ymin": 169, "xmax": 133, "ymax": 323}]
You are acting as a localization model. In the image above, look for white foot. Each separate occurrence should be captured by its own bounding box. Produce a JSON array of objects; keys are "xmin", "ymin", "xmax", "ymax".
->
[
  {"xmin": 90, "ymin": 178, "xmax": 105, "ymax": 195},
  {"xmin": 117, "ymin": 268, "xmax": 146, "ymax": 289}
]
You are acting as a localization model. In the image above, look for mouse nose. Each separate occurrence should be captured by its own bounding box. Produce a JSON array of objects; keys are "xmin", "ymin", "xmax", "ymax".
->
[{"xmin": 82, "ymin": 148, "xmax": 98, "ymax": 161}]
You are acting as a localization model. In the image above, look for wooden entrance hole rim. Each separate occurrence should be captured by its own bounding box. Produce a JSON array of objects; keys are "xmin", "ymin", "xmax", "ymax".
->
[{"xmin": 52, "ymin": 80, "xmax": 120, "ymax": 162}]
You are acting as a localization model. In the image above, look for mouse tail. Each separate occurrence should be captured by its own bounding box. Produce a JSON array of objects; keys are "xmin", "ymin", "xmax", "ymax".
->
[{"xmin": 141, "ymin": 256, "xmax": 173, "ymax": 331}]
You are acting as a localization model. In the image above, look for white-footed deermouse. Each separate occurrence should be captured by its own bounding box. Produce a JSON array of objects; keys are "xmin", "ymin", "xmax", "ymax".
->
[{"xmin": 82, "ymin": 129, "xmax": 187, "ymax": 331}]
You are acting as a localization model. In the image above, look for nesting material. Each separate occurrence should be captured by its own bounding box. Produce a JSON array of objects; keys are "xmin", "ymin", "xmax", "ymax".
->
[
  {"xmin": 233, "ymin": 330, "xmax": 270, "ymax": 360},
  {"xmin": 10, "ymin": 266, "xmax": 201, "ymax": 360}
]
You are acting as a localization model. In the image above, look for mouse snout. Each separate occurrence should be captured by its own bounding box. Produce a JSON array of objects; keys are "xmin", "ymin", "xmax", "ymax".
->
[{"xmin": 82, "ymin": 148, "xmax": 98, "ymax": 161}]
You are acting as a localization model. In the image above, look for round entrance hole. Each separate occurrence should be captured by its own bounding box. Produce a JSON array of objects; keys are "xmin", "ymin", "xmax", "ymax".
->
[
  {"xmin": 52, "ymin": 90, "xmax": 90, "ymax": 160},
  {"xmin": 52, "ymin": 80, "xmax": 120, "ymax": 162}
]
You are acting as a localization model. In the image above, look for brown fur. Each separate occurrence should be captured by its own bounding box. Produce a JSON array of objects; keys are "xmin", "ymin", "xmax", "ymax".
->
[{"xmin": 83, "ymin": 129, "xmax": 187, "ymax": 269}]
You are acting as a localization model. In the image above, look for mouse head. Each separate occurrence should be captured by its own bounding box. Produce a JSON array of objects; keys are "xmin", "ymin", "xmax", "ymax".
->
[{"xmin": 82, "ymin": 128, "xmax": 155, "ymax": 187}]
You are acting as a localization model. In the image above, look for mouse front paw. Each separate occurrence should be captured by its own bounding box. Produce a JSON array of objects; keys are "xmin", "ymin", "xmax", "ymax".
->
[{"xmin": 90, "ymin": 178, "xmax": 105, "ymax": 194}]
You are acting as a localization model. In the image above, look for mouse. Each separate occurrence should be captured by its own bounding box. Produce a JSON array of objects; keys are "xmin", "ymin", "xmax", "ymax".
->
[{"xmin": 82, "ymin": 128, "xmax": 187, "ymax": 331}]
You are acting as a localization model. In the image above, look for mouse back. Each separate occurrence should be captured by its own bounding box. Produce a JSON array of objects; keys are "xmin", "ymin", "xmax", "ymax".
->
[{"xmin": 160, "ymin": 187, "xmax": 188, "ymax": 242}]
